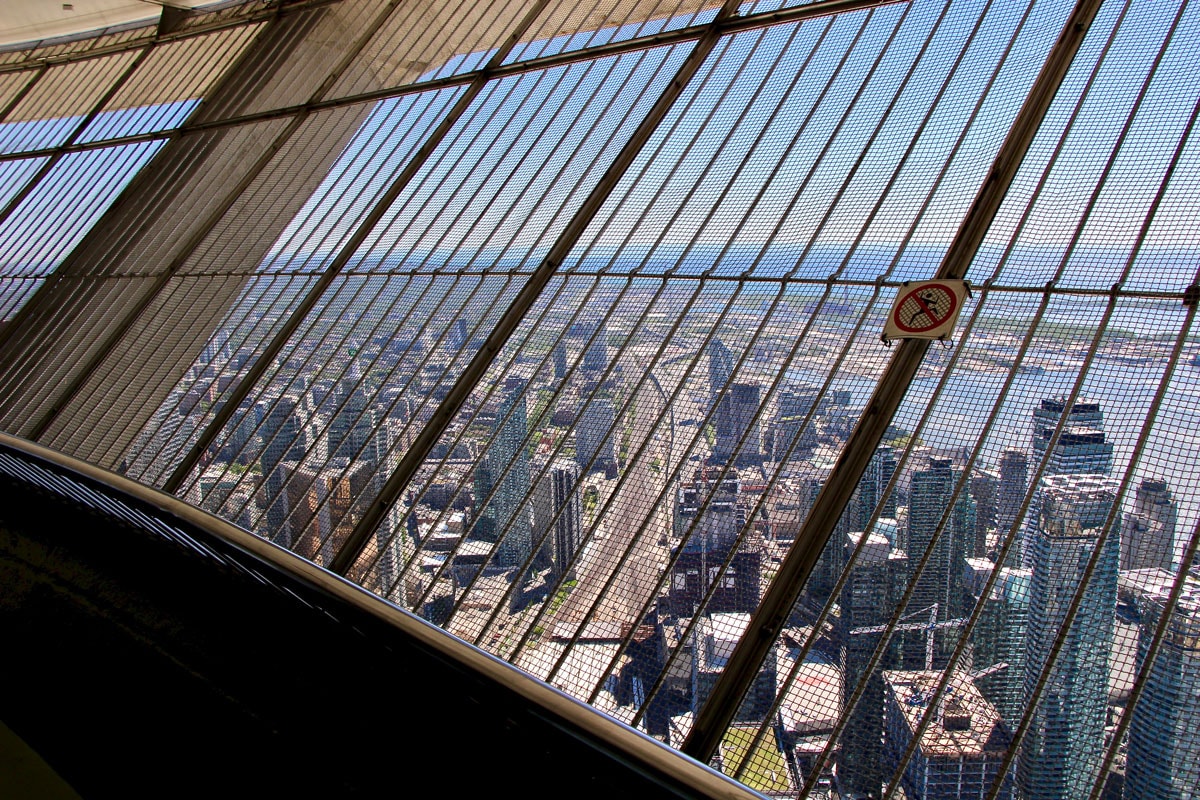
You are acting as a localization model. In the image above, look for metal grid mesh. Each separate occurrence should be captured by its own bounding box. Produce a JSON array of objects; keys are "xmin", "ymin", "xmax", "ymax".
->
[
  {"xmin": 152, "ymin": 42, "xmax": 690, "ymax": 574},
  {"xmin": 1, "ymin": 0, "xmax": 1199, "ymax": 797},
  {"xmin": 502, "ymin": 0, "xmax": 720, "ymax": 65}
]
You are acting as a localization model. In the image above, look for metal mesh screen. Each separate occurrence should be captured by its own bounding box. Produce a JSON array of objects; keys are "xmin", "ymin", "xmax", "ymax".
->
[{"xmin": 2, "ymin": 0, "xmax": 1199, "ymax": 798}]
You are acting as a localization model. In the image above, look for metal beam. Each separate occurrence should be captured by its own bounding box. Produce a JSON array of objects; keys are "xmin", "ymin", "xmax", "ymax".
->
[{"xmin": 681, "ymin": 0, "xmax": 1109, "ymax": 765}]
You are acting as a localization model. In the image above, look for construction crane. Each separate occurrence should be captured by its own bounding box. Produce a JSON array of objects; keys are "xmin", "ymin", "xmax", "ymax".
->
[{"xmin": 849, "ymin": 603, "xmax": 967, "ymax": 671}]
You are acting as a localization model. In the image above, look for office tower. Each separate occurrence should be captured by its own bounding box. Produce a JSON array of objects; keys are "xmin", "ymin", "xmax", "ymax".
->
[
  {"xmin": 970, "ymin": 468, "xmax": 998, "ymax": 559},
  {"xmin": 286, "ymin": 459, "xmax": 375, "ymax": 567},
  {"xmin": 1124, "ymin": 575, "xmax": 1200, "ymax": 800},
  {"xmin": 708, "ymin": 338, "xmax": 735, "ymax": 406},
  {"xmin": 805, "ymin": 475, "xmax": 850, "ymax": 604},
  {"xmin": 551, "ymin": 340, "xmax": 568, "ymax": 380},
  {"xmin": 582, "ymin": 317, "xmax": 607, "ymax": 371},
  {"xmin": 880, "ymin": 670, "xmax": 1013, "ymax": 800},
  {"xmin": 532, "ymin": 459, "xmax": 582, "ymax": 582},
  {"xmin": 1031, "ymin": 397, "xmax": 1113, "ymax": 475},
  {"xmin": 369, "ymin": 416, "xmax": 406, "ymax": 596},
  {"xmin": 1021, "ymin": 398, "xmax": 1113, "ymax": 568},
  {"xmin": 258, "ymin": 395, "xmax": 306, "ymax": 541},
  {"xmin": 770, "ymin": 412, "xmax": 818, "ymax": 462},
  {"xmin": 714, "ymin": 382, "xmax": 762, "ymax": 467},
  {"xmin": 195, "ymin": 464, "xmax": 244, "ymax": 519},
  {"xmin": 837, "ymin": 531, "xmax": 906, "ymax": 800},
  {"xmin": 903, "ymin": 456, "xmax": 975, "ymax": 667},
  {"xmin": 808, "ymin": 448, "xmax": 898, "ymax": 606},
  {"xmin": 449, "ymin": 317, "xmax": 469, "ymax": 349},
  {"xmin": 770, "ymin": 385, "xmax": 819, "ymax": 462},
  {"xmin": 491, "ymin": 383, "xmax": 533, "ymax": 571},
  {"xmin": 576, "ymin": 397, "xmax": 616, "ymax": 473},
  {"xmin": 996, "ymin": 448, "xmax": 1028, "ymax": 553},
  {"xmin": 670, "ymin": 477, "xmax": 760, "ymax": 615},
  {"xmin": 708, "ymin": 339, "xmax": 735, "ymax": 458},
  {"xmin": 965, "ymin": 558, "xmax": 1030, "ymax": 728},
  {"xmin": 847, "ymin": 445, "xmax": 898, "ymax": 535},
  {"xmin": 470, "ymin": 454, "xmax": 497, "ymax": 542},
  {"xmin": 1121, "ymin": 478, "xmax": 1177, "ymax": 572},
  {"xmin": 776, "ymin": 385, "xmax": 821, "ymax": 419},
  {"xmin": 124, "ymin": 396, "xmax": 204, "ymax": 486},
  {"xmin": 326, "ymin": 350, "xmax": 373, "ymax": 462},
  {"xmin": 220, "ymin": 401, "xmax": 260, "ymax": 465},
  {"xmin": 259, "ymin": 395, "xmax": 306, "ymax": 474},
  {"xmin": 1019, "ymin": 474, "xmax": 1119, "ymax": 800}
]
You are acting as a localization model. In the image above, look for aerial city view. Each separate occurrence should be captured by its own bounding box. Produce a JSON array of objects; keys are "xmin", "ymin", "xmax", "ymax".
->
[
  {"xmin": 130, "ymin": 273, "xmax": 1199, "ymax": 799},
  {"xmin": 2, "ymin": 0, "xmax": 1198, "ymax": 796}
]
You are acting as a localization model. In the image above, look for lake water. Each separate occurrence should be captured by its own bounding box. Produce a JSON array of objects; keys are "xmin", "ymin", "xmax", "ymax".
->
[{"xmin": 789, "ymin": 354, "xmax": 1200, "ymax": 564}]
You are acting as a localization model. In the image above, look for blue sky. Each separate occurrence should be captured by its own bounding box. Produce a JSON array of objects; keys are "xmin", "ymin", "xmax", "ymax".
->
[{"xmin": 2, "ymin": 0, "xmax": 1199, "ymax": 289}]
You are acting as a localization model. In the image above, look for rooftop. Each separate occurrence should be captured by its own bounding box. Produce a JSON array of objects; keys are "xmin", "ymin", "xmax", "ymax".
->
[{"xmin": 882, "ymin": 671, "xmax": 1011, "ymax": 760}]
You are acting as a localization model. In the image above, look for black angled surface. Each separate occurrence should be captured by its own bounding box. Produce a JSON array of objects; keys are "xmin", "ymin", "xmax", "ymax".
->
[{"xmin": 0, "ymin": 442, "xmax": 751, "ymax": 799}]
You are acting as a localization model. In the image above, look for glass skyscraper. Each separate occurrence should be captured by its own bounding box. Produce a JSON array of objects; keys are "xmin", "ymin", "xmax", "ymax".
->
[
  {"xmin": 1018, "ymin": 475, "xmax": 1120, "ymax": 800},
  {"xmin": 1123, "ymin": 574, "xmax": 1200, "ymax": 800}
]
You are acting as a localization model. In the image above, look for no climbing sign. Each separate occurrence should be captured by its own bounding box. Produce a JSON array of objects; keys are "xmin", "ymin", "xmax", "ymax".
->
[{"xmin": 881, "ymin": 279, "xmax": 970, "ymax": 344}]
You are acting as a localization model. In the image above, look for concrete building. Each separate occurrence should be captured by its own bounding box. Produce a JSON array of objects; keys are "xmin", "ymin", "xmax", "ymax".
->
[
  {"xmin": 996, "ymin": 448, "xmax": 1029, "ymax": 555},
  {"xmin": 491, "ymin": 383, "xmax": 533, "ymax": 571},
  {"xmin": 576, "ymin": 396, "xmax": 617, "ymax": 474},
  {"xmin": 714, "ymin": 382, "xmax": 763, "ymax": 467},
  {"xmin": 1021, "ymin": 398, "xmax": 1114, "ymax": 568},
  {"xmin": 532, "ymin": 458, "xmax": 583, "ymax": 582},
  {"xmin": 881, "ymin": 670, "xmax": 1013, "ymax": 800}
]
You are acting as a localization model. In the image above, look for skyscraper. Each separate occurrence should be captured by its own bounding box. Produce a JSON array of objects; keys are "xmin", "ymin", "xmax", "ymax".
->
[
  {"xmin": 810, "ymin": 448, "xmax": 898, "ymax": 605},
  {"xmin": 670, "ymin": 476, "xmax": 761, "ymax": 615},
  {"xmin": 770, "ymin": 385, "xmax": 820, "ymax": 463},
  {"xmin": 552, "ymin": 340, "xmax": 568, "ymax": 380},
  {"xmin": 847, "ymin": 445, "xmax": 899, "ymax": 535},
  {"xmin": 576, "ymin": 396, "xmax": 616, "ymax": 474},
  {"xmin": 1121, "ymin": 478, "xmax": 1177, "ymax": 572},
  {"xmin": 837, "ymin": 530, "xmax": 906, "ymax": 800},
  {"xmin": 1124, "ymin": 574, "xmax": 1200, "ymax": 800},
  {"xmin": 1018, "ymin": 474, "xmax": 1119, "ymax": 800},
  {"xmin": 1021, "ymin": 397, "xmax": 1113, "ymax": 567},
  {"xmin": 1031, "ymin": 397, "xmax": 1114, "ymax": 475},
  {"xmin": 259, "ymin": 394, "xmax": 306, "ymax": 475},
  {"xmin": 708, "ymin": 339, "xmax": 735, "ymax": 458},
  {"xmin": 970, "ymin": 468, "xmax": 998, "ymax": 560},
  {"xmin": 965, "ymin": 558, "xmax": 1030, "ymax": 728},
  {"xmin": 902, "ymin": 456, "xmax": 975, "ymax": 668},
  {"xmin": 714, "ymin": 382, "xmax": 762, "ymax": 467},
  {"xmin": 448, "ymin": 317, "xmax": 469, "ymax": 349},
  {"xmin": 490, "ymin": 382, "xmax": 533, "ymax": 571},
  {"xmin": 996, "ymin": 448, "xmax": 1028, "ymax": 562},
  {"xmin": 326, "ymin": 347, "xmax": 374, "ymax": 462},
  {"xmin": 708, "ymin": 338, "xmax": 735, "ymax": 407},
  {"xmin": 532, "ymin": 459, "xmax": 582, "ymax": 582},
  {"xmin": 582, "ymin": 317, "xmax": 608, "ymax": 372},
  {"xmin": 258, "ymin": 394, "xmax": 306, "ymax": 542}
]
